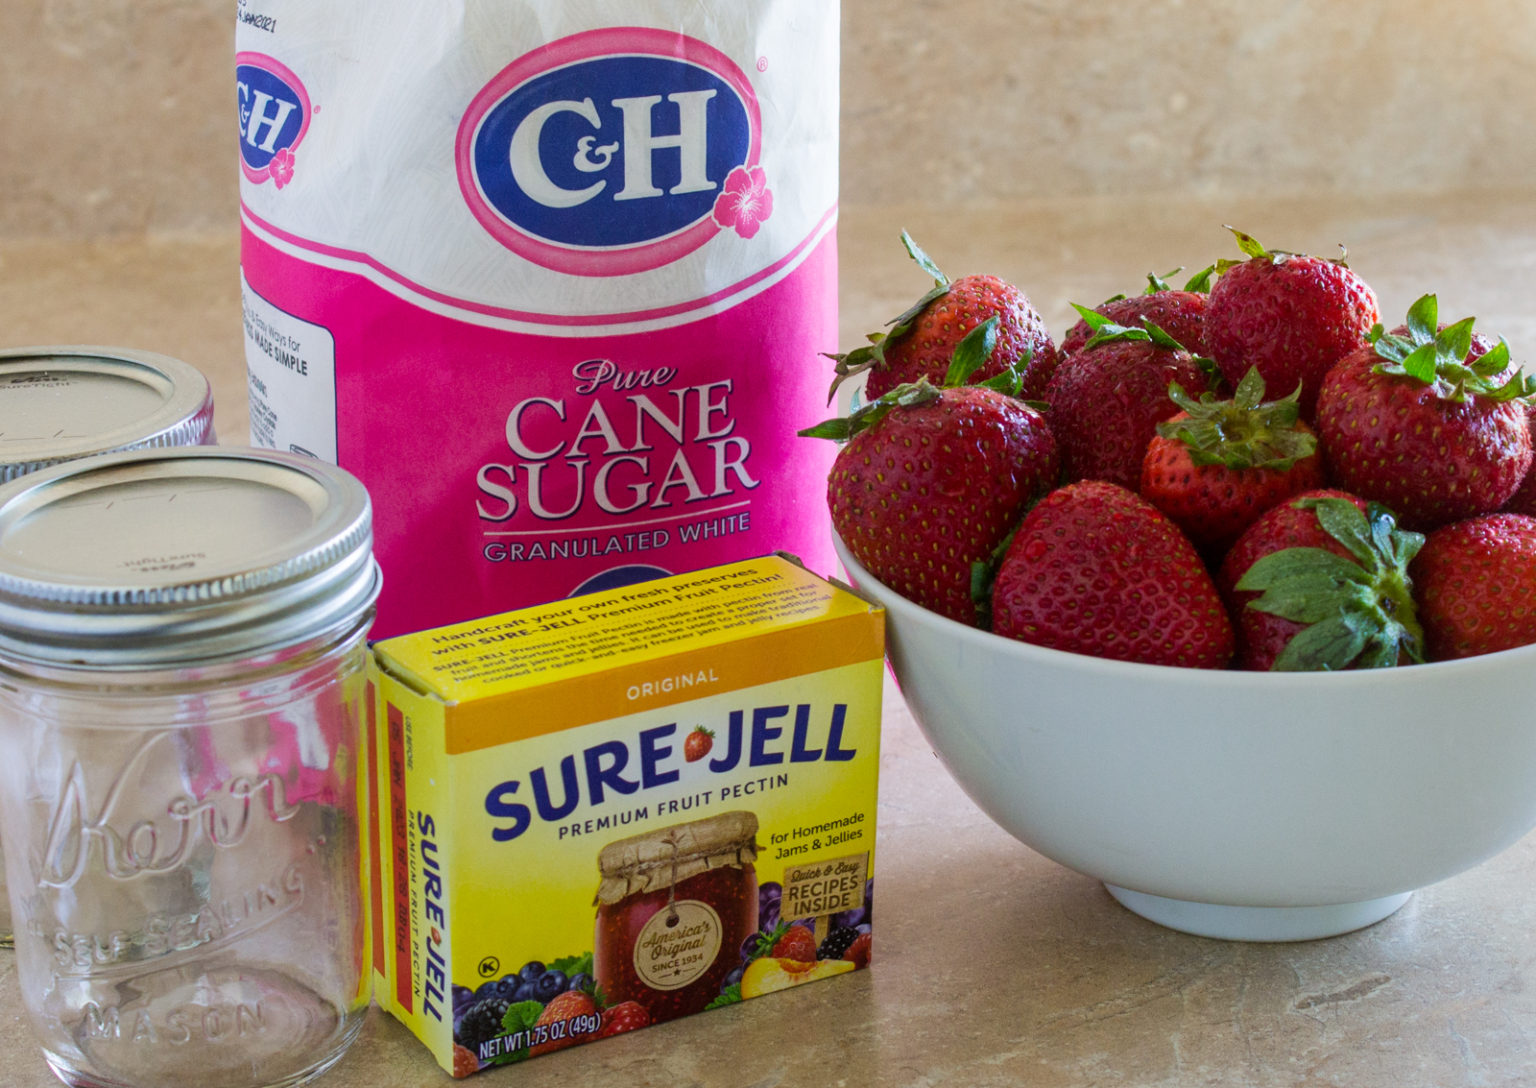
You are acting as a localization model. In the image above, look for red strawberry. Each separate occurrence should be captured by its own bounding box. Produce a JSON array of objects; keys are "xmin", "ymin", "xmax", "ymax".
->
[
  {"xmin": 1218, "ymin": 491, "xmax": 1424, "ymax": 670},
  {"xmin": 1205, "ymin": 226, "xmax": 1380, "ymax": 418},
  {"xmin": 803, "ymin": 320, "xmax": 1060, "ymax": 625},
  {"xmin": 529, "ymin": 989, "xmax": 598, "ymax": 1056},
  {"xmin": 683, "ymin": 726, "xmax": 713, "ymax": 762},
  {"xmin": 1140, "ymin": 368, "xmax": 1324, "ymax": 556},
  {"xmin": 1315, "ymin": 295, "xmax": 1534, "ymax": 530},
  {"xmin": 843, "ymin": 932, "xmax": 872, "ymax": 969},
  {"xmin": 1043, "ymin": 316, "xmax": 1213, "ymax": 488},
  {"xmin": 990, "ymin": 481, "xmax": 1234, "ymax": 668},
  {"xmin": 597, "ymin": 1001, "xmax": 651, "ymax": 1039},
  {"xmin": 1058, "ymin": 267, "xmax": 1214, "ymax": 359},
  {"xmin": 1501, "ymin": 406, "xmax": 1536, "ymax": 515},
  {"xmin": 829, "ymin": 232, "xmax": 1057, "ymax": 402},
  {"xmin": 770, "ymin": 924, "xmax": 819, "ymax": 964},
  {"xmin": 1410, "ymin": 513, "xmax": 1536, "ymax": 659}
]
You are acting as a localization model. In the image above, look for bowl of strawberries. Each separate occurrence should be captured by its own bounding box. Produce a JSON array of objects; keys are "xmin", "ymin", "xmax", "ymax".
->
[{"xmin": 811, "ymin": 229, "xmax": 1536, "ymax": 941}]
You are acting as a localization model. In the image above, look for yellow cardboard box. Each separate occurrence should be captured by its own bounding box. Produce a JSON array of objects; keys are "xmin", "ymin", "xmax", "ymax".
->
[{"xmin": 367, "ymin": 555, "xmax": 884, "ymax": 1076}]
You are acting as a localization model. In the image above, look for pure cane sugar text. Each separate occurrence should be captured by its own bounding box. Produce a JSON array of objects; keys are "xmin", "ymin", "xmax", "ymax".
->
[
  {"xmin": 368, "ymin": 555, "xmax": 883, "ymax": 1075},
  {"xmin": 238, "ymin": 2, "xmax": 841, "ymax": 638}
]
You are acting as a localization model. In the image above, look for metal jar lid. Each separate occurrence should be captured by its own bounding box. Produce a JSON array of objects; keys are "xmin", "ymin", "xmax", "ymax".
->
[
  {"xmin": 0, "ymin": 346, "xmax": 216, "ymax": 482},
  {"xmin": 0, "ymin": 447, "xmax": 380, "ymax": 667}
]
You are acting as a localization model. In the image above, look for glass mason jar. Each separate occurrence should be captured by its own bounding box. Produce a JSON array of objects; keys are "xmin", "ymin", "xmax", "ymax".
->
[
  {"xmin": 0, "ymin": 447, "xmax": 380, "ymax": 1088},
  {"xmin": 0, "ymin": 345, "xmax": 216, "ymax": 949}
]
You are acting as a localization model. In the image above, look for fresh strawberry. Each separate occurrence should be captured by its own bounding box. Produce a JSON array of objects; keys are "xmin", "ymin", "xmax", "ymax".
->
[
  {"xmin": 529, "ymin": 989, "xmax": 598, "ymax": 1056},
  {"xmin": 1217, "ymin": 488, "xmax": 1363, "ymax": 598},
  {"xmin": 1219, "ymin": 492, "xmax": 1424, "ymax": 670},
  {"xmin": 1410, "ymin": 513, "xmax": 1536, "ymax": 659},
  {"xmin": 1204, "ymin": 226, "xmax": 1380, "ymax": 418},
  {"xmin": 803, "ymin": 319, "xmax": 1059, "ymax": 625},
  {"xmin": 829, "ymin": 232, "xmax": 1057, "ymax": 402},
  {"xmin": 1501, "ymin": 407, "xmax": 1536, "ymax": 515},
  {"xmin": 1315, "ymin": 294, "xmax": 1534, "ymax": 530},
  {"xmin": 1058, "ymin": 266, "xmax": 1215, "ymax": 358},
  {"xmin": 770, "ymin": 924, "xmax": 819, "ymax": 964},
  {"xmin": 1140, "ymin": 367, "xmax": 1324, "ymax": 556},
  {"xmin": 989, "ymin": 480, "xmax": 1233, "ymax": 668},
  {"xmin": 1042, "ymin": 315, "xmax": 1214, "ymax": 488},
  {"xmin": 683, "ymin": 726, "xmax": 713, "ymax": 762},
  {"xmin": 842, "ymin": 932, "xmax": 872, "ymax": 969},
  {"xmin": 596, "ymin": 1001, "xmax": 651, "ymax": 1039}
]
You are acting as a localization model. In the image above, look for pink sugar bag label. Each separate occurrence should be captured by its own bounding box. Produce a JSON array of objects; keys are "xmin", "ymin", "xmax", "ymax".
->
[{"xmin": 237, "ymin": 2, "xmax": 839, "ymax": 638}]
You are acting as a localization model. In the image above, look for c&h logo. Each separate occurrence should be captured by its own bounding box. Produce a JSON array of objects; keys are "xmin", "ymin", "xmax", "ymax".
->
[
  {"xmin": 456, "ymin": 27, "xmax": 769, "ymax": 277},
  {"xmin": 236, "ymin": 52, "xmax": 311, "ymax": 190}
]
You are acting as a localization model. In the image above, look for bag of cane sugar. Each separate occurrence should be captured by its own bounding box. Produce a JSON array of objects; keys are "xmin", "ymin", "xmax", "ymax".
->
[{"xmin": 237, "ymin": 2, "xmax": 840, "ymax": 638}]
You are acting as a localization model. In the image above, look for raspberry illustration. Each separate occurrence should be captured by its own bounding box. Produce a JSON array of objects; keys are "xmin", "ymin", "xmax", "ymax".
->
[
  {"xmin": 452, "ymin": 1044, "xmax": 480, "ymax": 1078},
  {"xmin": 597, "ymin": 1001, "xmax": 651, "ymax": 1038},
  {"xmin": 843, "ymin": 932, "xmax": 873, "ymax": 969}
]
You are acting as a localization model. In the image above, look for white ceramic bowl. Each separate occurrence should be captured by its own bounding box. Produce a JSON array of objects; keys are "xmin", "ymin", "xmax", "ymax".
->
[{"xmin": 835, "ymin": 536, "xmax": 1536, "ymax": 941}]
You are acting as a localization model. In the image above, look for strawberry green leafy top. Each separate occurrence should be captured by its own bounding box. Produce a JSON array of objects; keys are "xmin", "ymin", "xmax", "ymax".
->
[
  {"xmin": 1157, "ymin": 367, "xmax": 1316, "ymax": 471},
  {"xmin": 1369, "ymin": 293, "xmax": 1533, "ymax": 404},
  {"xmin": 823, "ymin": 230, "xmax": 955, "ymax": 399},
  {"xmin": 1095, "ymin": 265, "xmax": 1217, "ymax": 306},
  {"xmin": 1215, "ymin": 224, "xmax": 1350, "ymax": 271},
  {"xmin": 800, "ymin": 316, "xmax": 1022, "ymax": 441},
  {"xmin": 1235, "ymin": 497, "xmax": 1425, "ymax": 671}
]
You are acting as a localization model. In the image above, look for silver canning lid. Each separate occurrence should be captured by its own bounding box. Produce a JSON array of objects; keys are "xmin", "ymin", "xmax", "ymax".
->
[
  {"xmin": 0, "ymin": 446, "xmax": 380, "ymax": 667},
  {"xmin": 0, "ymin": 346, "xmax": 216, "ymax": 481}
]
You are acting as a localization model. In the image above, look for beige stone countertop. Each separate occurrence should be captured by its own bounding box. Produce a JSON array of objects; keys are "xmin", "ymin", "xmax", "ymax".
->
[{"xmin": 5, "ymin": 192, "xmax": 1536, "ymax": 1086}]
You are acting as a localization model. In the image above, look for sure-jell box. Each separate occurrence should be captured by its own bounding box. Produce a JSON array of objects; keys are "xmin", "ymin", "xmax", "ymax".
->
[{"xmin": 367, "ymin": 555, "xmax": 883, "ymax": 1076}]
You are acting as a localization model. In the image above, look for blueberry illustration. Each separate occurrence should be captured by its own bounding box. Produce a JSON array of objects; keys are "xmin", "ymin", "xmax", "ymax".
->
[{"xmin": 533, "ymin": 970, "xmax": 567, "ymax": 1002}]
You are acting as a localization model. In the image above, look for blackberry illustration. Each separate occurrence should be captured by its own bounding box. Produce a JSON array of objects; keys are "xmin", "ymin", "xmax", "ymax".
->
[
  {"xmin": 817, "ymin": 926, "xmax": 861, "ymax": 961},
  {"xmin": 455, "ymin": 996, "xmax": 511, "ymax": 1052}
]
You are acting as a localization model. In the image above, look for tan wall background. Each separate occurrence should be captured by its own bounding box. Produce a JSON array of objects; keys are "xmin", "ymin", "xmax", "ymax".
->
[{"xmin": 2, "ymin": 0, "xmax": 1534, "ymax": 241}]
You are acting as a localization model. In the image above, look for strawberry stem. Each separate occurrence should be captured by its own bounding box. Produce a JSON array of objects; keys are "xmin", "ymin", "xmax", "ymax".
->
[
  {"xmin": 823, "ymin": 232, "xmax": 955, "ymax": 401},
  {"xmin": 1157, "ymin": 367, "xmax": 1315, "ymax": 470}
]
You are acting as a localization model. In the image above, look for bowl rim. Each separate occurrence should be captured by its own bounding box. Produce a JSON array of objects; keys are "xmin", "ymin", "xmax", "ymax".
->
[{"xmin": 831, "ymin": 531, "xmax": 1536, "ymax": 689}]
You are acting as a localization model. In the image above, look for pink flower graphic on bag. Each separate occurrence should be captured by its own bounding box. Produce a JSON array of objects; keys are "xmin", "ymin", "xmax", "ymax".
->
[
  {"xmin": 712, "ymin": 165, "xmax": 773, "ymax": 239},
  {"xmin": 269, "ymin": 146, "xmax": 296, "ymax": 189}
]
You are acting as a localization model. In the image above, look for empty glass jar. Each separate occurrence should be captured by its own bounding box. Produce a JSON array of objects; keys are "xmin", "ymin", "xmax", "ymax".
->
[
  {"xmin": 0, "ymin": 446, "xmax": 379, "ymax": 1088},
  {"xmin": 0, "ymin": 345, "xmax": 216, "ymax": 951}
]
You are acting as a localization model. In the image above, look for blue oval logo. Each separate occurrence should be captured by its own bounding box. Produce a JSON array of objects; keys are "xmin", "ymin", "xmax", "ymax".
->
[
  {"xmin": 236, "ymin": 54, "xmax": 311, "ymax": 188},
  {"xmin": 457, "ymin": 30, "xmax": 764, "ymax": 276}
]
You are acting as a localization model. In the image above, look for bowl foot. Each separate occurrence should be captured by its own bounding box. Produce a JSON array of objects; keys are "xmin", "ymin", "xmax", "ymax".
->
[{"xmin": 1104, "ymin": 885, "xmax": 1413, "ymax": 941}]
